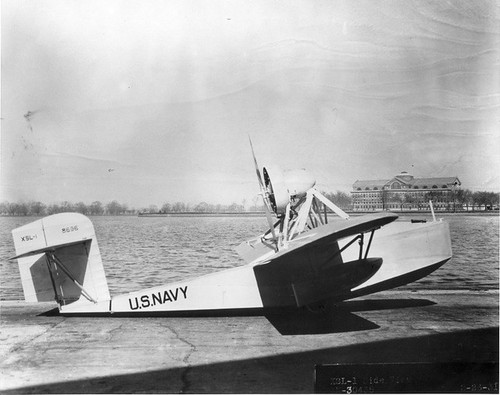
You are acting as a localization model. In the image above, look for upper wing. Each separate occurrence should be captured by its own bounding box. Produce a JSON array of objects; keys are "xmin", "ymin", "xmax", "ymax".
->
[
  {"xmin": 237, "ymin": 212, "xmax": 398, "ymax": 264},
  {"xmin": 250, "ymin": 212, "xmax": 398, "ymax": 308},
  {"xmin": 260, "ymin": 212, "xmax": 397, "ymax": 264}
]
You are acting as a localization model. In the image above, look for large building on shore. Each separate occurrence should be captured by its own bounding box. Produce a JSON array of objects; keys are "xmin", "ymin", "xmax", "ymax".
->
[{"xmin": 352, "ymin": 171, "xmax": 461, "ymax": 211}]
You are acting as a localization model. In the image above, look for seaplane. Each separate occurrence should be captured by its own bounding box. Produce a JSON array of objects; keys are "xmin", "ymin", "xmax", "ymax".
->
[{"xmin": 10, "ymin": 141, "xmax": 452, "ymax": 318}]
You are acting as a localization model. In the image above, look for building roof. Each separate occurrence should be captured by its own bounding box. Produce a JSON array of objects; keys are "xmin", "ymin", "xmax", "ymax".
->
[
  {"xmin": 410, "ymin": 177, "xmax": 460, "ymax": 187},
  {"xmin": 353, "ymin": 180, "xmax": 390, "ymax": 189}
]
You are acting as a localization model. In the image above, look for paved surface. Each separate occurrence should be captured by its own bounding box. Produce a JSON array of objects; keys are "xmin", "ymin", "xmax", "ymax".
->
[{"xmin": 0, "ymin": 290, "xmax": 498, "ymax": 393}]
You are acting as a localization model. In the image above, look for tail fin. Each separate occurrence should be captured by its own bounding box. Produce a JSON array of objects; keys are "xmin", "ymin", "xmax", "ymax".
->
[{"xmin": 11, "ymin": 213, "xmax": 110, "ymax": 306}]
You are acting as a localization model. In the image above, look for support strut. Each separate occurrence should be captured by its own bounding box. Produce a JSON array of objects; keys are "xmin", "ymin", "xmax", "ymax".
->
[{"xmin": 46, "ymin": 252, "xmax": 97, "ymax": 304}]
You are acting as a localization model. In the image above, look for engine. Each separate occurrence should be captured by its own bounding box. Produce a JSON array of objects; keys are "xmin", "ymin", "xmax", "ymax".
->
[{"xmin": 263, "ymin": 166, "xmax": 316, "ymax": 215}]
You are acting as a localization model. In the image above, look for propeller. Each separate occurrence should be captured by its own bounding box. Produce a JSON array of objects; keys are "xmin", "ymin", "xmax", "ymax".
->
[{"xmin": 248, "ymin": 136, "xmax": 277, "ymax": 241}]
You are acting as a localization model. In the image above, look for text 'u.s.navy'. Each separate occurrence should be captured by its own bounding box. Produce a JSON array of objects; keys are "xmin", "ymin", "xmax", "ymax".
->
[{"xmin": 128, "ymin": 286, "xmax": 188, "ymax": 310}]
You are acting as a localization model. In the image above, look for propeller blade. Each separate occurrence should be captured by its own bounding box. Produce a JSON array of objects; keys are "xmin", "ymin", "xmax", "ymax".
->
[
  {"xmin": 248, "ymin": 136, "xmax": 277, "ymax": 242},
  {"xmin": 248, "ymin": 136, "xmax": 264, "ymax": 189}
]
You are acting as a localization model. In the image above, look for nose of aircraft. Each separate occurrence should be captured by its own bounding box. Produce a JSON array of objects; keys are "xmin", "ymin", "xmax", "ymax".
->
[{"xmin": 263, "ymin": 166, "xmax": 316, "ymax": 215}]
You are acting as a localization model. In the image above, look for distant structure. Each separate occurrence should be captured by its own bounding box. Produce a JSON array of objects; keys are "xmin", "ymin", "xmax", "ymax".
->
[{"xmin": 352, "ymin": 171, "xmax": 461, "ymax": 211}]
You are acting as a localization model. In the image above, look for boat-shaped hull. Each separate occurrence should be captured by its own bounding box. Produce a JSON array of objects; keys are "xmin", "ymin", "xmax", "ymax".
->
[
  {"xmin": 60, "ymin": 218, "xmax": 451, "ymax": 316},
  {"xmin": 346, "ymin": 219, "xmax": 452, "ymax": 298}
]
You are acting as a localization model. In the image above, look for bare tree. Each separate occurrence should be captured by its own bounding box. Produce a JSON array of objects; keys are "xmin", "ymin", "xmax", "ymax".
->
[{"xmin": 89, "ymin": 201, "xmax": 104, "ymax": 215}]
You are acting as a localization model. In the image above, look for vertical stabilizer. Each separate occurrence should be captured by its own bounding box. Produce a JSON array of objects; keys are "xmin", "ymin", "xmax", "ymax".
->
[{"xmin": 11, "ymin": 213, "xmax": 110, "ymax": 306}]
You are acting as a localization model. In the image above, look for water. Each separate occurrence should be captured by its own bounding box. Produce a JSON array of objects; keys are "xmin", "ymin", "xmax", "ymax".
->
[{"xmin": 1, "ymin": 214, "xmax": 498, "ymax": 300}]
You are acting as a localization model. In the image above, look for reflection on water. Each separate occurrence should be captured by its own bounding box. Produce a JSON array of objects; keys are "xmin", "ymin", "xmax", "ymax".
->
[{"xmin": 1, "ymin": 214, "xmax": 498, "ymax": 300}]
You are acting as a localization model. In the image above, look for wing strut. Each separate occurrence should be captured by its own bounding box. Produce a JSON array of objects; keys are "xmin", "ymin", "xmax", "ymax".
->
[
  {"xmin": 46, "ymin": 252, "xmax": 98, "ymax": 304},
  {"xmin": 322, "ymin": 228, "xmax": 377, "ymax": 264},
  {"xmin": 364, "ymin": 230, "xmax": 375, "ymax": 260}
]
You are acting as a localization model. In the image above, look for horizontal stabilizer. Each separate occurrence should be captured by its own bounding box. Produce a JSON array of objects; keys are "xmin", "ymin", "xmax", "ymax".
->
[{"xmin": 9, "ymin": 239, "xmax": 91, "ymax": 260}]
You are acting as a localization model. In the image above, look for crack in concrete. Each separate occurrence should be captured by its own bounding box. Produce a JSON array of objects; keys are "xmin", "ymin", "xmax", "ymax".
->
[
  {"xmin": 161, "ymin": 323, "xmax": 196, "ymax": 393},
  {"xmin": 6, "ymin": 317, "xmax": 67, "ymax": 356},
  {"xmin": 106, "ymin": 322, "xmax": 125, "ymax": 342}
]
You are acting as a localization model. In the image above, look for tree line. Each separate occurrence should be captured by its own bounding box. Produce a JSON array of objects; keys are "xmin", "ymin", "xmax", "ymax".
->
[
  {"xmin": 0, "ymin": 200, "xmax": 254, "ymax": 216},
  {"xmin": 0, "ymin": 189, "xmax": 497, "ymax": 216},
  {"xmin": 0, "ymin": 191, "xmax": 351, "ymax": 216},
  {"xmin": 453, "ymin": 190, "xmax": 499, "ymax": 211},
  {"xmin": 378, "ymin": 189, "xmax": 499, "ymax": 211},
  {"xmin": 0, "ymin": 200, "xmax": 127, "ymax": 216}
]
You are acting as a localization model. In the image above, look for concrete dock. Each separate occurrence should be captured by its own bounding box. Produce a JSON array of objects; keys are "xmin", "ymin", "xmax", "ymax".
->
[{"xmin": 0, "ymin": 290, "xmax": 498, "ymax": 393}]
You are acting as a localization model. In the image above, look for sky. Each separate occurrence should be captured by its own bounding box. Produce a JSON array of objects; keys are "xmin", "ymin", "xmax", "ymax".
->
[{"xmin": 1, "ymin": 0, "xmax": 499, "ymax": 208}]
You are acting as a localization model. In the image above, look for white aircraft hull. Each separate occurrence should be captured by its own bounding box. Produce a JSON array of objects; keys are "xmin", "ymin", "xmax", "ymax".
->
[{"xmin": 57, "ymin": 217, "xmax": 451, "ymax": 316}]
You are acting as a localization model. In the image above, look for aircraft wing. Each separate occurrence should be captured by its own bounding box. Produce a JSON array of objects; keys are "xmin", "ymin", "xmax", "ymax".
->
[
  {"xmin": 260, "ymin": 212, "xmax": 397, "ymax": 265},
  {"xmin": 237, "ymin": 212, "xmax": 397, "ymax": 264},
  {"xmin": 251, "ymin": 212, "xmax": 398, "ymax": 308}
]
